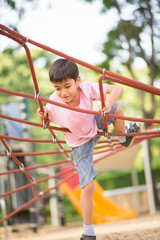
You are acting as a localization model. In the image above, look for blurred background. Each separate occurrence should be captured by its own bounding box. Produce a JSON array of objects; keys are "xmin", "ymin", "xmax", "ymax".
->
[{"xmin": 0, "ymin": 0, "xmax": 160, "ymax": 233}]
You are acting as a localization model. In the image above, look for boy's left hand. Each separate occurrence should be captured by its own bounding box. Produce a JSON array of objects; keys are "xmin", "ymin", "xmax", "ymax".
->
[{"xmin": 101, "ymin": 101, "xmax": 111, "ymax": 114}]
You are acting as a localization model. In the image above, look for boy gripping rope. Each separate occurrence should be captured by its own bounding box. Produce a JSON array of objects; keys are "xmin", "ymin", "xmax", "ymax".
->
[{"xmin": 37, "ymin": 58, "xmax": 143, "ymax": 240}]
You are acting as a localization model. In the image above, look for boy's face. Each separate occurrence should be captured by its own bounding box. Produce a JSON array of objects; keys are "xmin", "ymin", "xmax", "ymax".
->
[{"xmin": 53, "ymin": 77, "xmax": 81, "ymax": 106}]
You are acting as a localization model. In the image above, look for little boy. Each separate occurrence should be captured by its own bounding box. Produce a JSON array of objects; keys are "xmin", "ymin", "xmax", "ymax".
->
[{"xmin": 37, "ymin": 58, "xmax": 142, "ymax": 240}]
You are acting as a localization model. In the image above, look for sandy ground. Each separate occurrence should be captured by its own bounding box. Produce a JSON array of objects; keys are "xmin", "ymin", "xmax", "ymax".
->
[{"xmin": 1, "ymin": 213, "xmax": 160, "ymax": 240}]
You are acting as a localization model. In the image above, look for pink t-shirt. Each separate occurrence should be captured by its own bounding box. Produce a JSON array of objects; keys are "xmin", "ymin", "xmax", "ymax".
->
[{"xmin": 46, "ymin": 81, "xmax": 108, "ymax": 147}]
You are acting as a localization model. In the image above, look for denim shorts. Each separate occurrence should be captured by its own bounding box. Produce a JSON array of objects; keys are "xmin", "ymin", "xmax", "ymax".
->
[{"xmin": 71, "ymin": 101, "xmax": 118, "ymax": 189}]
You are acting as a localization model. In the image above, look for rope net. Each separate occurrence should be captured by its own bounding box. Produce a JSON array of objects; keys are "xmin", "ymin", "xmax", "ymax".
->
[{"xmin": 0, "ymin": 24, "xmax": 160, "ymax": 224}]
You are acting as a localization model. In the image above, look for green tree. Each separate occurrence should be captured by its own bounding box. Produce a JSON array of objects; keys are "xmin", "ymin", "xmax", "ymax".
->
[
  {"xmin": 0, "ymin": 47, "xmax": 54, "ymax": 102},
  {"xmin": 0, "ymin": 47, "xmax": 60, "ymax": 162},
  {"xmin": 84, "ymin": 0, "xmax": 160, "ymax": 207}
]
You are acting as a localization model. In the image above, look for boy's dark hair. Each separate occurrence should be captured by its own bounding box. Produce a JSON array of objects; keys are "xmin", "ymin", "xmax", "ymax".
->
[{"xmin": 49, "ymin": 58, "xmax": 79, "ymax": 83}]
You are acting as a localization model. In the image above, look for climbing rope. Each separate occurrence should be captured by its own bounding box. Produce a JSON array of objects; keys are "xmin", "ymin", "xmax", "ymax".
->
[{"xmin": 0, "ymin": 24, "xmax": 160, "ymax": 224}]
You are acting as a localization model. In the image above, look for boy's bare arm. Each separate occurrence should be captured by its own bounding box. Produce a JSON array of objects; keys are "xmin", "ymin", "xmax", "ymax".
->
[
  {"xmin": 101, "ymin": 85, "xmax": 123, "ymax": 113},
  {"xmin": 37, "ymin": 106, "xmax": 49, "ymax": 124}
]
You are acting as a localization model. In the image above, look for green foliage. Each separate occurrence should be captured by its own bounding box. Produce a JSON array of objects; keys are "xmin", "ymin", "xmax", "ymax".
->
[
  {"xmin": 4, "ymin": 0, "xmax": 16, "ymax": 10},
  {"xmin": 96, "ymin": 170, "xmax": 145, "ymax": 190},
  {"xmin": 0, "ymin": 212, "xmax": 3, "ymax": 226},
  {"xmin": 84, "ymin": 0, "xmax": 95, "ymax": 2},
  {"xmin": 101, "ymin": 0, "xmax": 119, "ymax": 12},
  {"xmin": 96, "ymin": 167, "xmax": 160, "ymax": 190},
  {"xmin": 0, "ymin": 47, "xmax": 54, "ymax": 103},
  {"xmin": 42, "ymin": 202, "xmax": 52, "ymax": 224},
  {"xmin": 103, "ymin": 21, "xmax": 144, "ymax": 63},
  {"xmin": 150, "ymin": 138, "xmax": 160, "ymax": 169},
  {"xmin": 84, "ymin": 0, "xmax": 160, "ymax": 82},
  {"xmin": 63, "ymin": 196, "xmax": 82, "ymax": 222}
]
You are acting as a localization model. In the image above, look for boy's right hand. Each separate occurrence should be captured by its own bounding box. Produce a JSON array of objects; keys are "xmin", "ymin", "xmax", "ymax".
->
[{"xmin": 37, "ymin": 106, "xmax": 48, "ymax": 123}]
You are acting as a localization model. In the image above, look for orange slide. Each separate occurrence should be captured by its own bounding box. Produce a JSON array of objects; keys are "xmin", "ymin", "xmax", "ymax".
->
[{"xmin": 60, "ymin": 180, "xmax": 138, "ymax": 224}]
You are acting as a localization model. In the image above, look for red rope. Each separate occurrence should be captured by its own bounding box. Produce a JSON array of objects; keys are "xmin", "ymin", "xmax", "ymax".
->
[
  {"xmin": 0, "ymin": 23, "xmax": 160, "ymax": 224},
  {"xmin": 0, "ymin": 159, "xmax": 71, "ymax": 176},
  {"xmin": 0, "ymin": 137, "xmax": 38, "ymax": 190},
  {"xmin": 0, "ymin": 168, "xmax": 75, "ymax": 198},
  {"xmin": 1, "ymin": 89, "xmax": 160, "ymax": 125},
  {"xmin": 1, "ymin": 112, "xmax": 160, "ymax": 137},
  {"xmin": 0, "ymin": 150, "xmax": 72, "ymax": 157},
  {"xmin": 0, "ymin": 134, "xmax": 65, "ymax": 143},
  {"xmin": 1, "ymin": 24, "xmax": 160, "ymax": 95},
  {"xmin": 0, "ymin": 171, "xmax": 77, "ymax": 224}
]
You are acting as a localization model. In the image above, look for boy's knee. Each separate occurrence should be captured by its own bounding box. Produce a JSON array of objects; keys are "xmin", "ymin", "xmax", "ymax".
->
[
  {"xmin": 116, "ymin": 103, "xmax": 123, "ymax": 115},
  {"xmin": 83, "ymin": 180, "xmax": 95, "ymax": 196}
]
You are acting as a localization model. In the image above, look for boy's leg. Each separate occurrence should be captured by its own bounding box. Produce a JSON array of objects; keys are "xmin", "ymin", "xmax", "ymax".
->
[
  {"xmin": 113, "ymin": 103, "xmax": 125, "ymax": 133},
  {"xmin": 81, "ymin": 180, "xmax": 95, "ymax": 225},
  {"xmin": 94, "ymin": 101, "xmax": 125, "ymax": 137},
  {"xmin": 71, "ymin": 140, "xmax": 97, "ymax": 239},
  {"xmin": 80, "ymin": 180, "xmax": 96, "ymax": 239},
  {"xmin": 95, "ymin": 102, "xmax": 143, "ymax": 147},
  {"xmin": 113, "ymin": 103, "xmax": 143, "ymax": 147}
]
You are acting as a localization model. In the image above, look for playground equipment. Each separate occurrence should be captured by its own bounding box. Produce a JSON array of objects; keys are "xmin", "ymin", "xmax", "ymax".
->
[
  {"xmin": 0, "ymin": 24, "xmax": 160, "ymax": 230},
  {"xmin": 0, "ymin": 97, "xmax": 42, "ymax": 232},
  {"xmin": 60, "ymin": 165, "xmax": 137, "ymax": 224}
]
